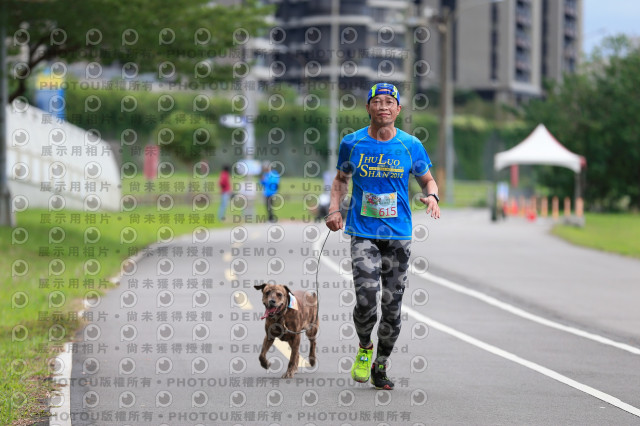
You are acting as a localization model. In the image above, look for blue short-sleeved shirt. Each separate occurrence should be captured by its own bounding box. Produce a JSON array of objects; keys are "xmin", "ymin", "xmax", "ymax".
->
[
  {"xmin": 261, "ymin": 171, "xmax": 280, "ymax": 197},
  {"xmin": 336, "ymin": 126, "xmax": 432, "ymax": 240}
]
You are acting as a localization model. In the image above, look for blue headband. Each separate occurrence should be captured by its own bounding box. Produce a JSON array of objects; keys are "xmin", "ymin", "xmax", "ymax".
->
[{"xmin": 367, "ymin": 83, "xmax": 400, "ymax": 105}]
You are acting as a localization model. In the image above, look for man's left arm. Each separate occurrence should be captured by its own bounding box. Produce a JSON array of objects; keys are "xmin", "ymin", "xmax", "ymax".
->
[{"xmin": 415, "ymin": 171, "xmax": 441, "ymax": 219}]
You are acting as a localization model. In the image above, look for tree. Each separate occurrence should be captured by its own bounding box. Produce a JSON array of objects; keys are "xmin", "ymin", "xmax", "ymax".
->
[
  {"xmin": 153, "ymin": 111, "xmax": 218, "ymax": 164},
  {"xmin": 6, "ymin": 0, "xmax": 271, "ymax": 101},
  {"xmin": 523, "ymin": 35, "xmax": 640, "ymax": 211}
]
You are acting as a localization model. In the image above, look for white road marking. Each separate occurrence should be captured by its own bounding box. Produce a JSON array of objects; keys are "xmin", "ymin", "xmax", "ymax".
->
[
  {"xmin": 319, "ymin": 250, "xmax": 640, "ymax": 418},
  {"xmin": 225, "ymin": 244, "xmax": 240, "ymax": 280},
  {"xmin": 403, "ymin": 305, "xmax": 640, "ymax": 418},
  {"xmin": 415, "ymin": 270, "xmax": 640, "ymax": 355},
  {"xmin": 313, "ymin": 234, "xmax": 640, "ymax": 355},
  {"xmin": 273, "ymin": 340, "xmax": 310, "ymax": 368}
]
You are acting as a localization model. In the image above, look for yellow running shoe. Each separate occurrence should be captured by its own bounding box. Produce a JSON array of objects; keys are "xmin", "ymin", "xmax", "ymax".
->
[{"xmin": 351, "ymin": 344, "xmax": 373, "ymax": 383}]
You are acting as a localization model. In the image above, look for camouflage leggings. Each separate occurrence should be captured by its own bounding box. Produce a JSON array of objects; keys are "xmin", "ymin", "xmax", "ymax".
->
[{"xmin": 351, "ymin": 236, "xmax": 411, "ymax": 366}]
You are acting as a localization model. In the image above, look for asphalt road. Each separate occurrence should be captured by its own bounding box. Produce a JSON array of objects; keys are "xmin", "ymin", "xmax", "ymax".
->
[{"xmin": 63, "ymin": 209, "xmax": 640, "ymax": 425}]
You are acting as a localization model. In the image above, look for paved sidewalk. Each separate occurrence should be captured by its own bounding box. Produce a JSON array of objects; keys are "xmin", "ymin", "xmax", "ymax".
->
[{"xmin": 412, "ymin": 208, "xmax": 640, "ymax": 344}]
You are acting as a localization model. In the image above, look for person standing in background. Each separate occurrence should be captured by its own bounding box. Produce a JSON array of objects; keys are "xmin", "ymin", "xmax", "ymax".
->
[
  {"xmin": 261, "ymin": 161, "xmax": 280, "ymax": 222},
  {"xmin": 218, "ymin": 165, "xmax": 231, "ymax": 221}
]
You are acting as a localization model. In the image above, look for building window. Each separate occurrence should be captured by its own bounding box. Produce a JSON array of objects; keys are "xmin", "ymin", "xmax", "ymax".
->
[{"xmin": 515, "ymin": 69, "xmax": 530, "ymax": 82}]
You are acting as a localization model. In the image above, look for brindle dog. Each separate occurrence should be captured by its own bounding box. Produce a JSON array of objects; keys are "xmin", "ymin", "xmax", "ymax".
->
[{"xmin": 254, "ymin": 283, "xmax": 318, "ymax": 378}]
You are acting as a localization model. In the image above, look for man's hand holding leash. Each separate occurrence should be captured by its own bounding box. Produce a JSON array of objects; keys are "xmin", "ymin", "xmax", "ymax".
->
[{"xmin": 325, "ymin": 209, "xmax": 343, "ymax": 231}]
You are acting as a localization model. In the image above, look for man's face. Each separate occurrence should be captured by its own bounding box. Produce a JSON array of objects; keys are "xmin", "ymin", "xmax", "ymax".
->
[{"xmin": 366, "ymin": 94, "xmax": 401, "ymax": 127}]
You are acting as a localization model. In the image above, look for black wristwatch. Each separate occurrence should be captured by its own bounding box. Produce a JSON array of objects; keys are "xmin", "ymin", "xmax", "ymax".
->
[{"xmin": 426, "ymin": 193, "xmax": 439, "ymax": 203}]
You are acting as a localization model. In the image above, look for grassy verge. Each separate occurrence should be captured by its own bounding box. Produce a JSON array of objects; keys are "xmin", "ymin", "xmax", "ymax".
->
[{"xmin": 551, "ymin": 213, "xmax": 640, "ymax": 259}]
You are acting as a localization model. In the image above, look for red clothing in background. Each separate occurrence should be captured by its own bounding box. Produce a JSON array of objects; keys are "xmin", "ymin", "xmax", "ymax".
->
[{"xmin": 219, "ymin": 170, "xmax": 231, "ymax": 193}]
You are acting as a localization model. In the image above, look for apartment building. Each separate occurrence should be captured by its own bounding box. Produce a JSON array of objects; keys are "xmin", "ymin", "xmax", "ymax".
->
[
  {"xmin": 227, "ymin": 0, "xmax": 582, "ymax": 105},
  {"xmin": 541, "ymin": 0, "xmax": 581, "ymax": 81},
  {"xmin": 418, "ymin": 0, "xmax": 581, "ymax": 104},
  {"xmin": 272, "ymin": 0, "xmax": 410, "ymax": 95}
]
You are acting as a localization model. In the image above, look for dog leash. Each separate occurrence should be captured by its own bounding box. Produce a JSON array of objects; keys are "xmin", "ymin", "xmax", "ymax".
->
[
  {"xmin": 313, "ymin": 229, "xmax": 331, "ymax": 326},
  {"xmin": 281, "ymin": 229, "xmax": 331, "ymax": 335}
]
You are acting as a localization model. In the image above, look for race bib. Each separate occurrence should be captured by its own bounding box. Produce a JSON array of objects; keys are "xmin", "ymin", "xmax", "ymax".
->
[{"xmin": 361, "ymin": 191, "xmax": 398, "ymax": 218}]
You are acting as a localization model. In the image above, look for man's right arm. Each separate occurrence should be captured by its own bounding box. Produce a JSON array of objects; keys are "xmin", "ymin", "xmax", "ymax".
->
[{"xmin": 325, "ymin": 170, "xmax": 350, "ymax": 231}]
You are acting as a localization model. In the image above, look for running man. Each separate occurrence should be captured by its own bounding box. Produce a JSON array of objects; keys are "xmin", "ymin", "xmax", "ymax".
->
[{"xmin": 325, "ymin": 82, "xmax": 440, "ymax": 390}]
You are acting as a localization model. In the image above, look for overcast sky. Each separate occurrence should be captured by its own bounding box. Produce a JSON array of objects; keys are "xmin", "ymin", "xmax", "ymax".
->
[{"xmin": 583, "ymin": 0, "xmax": 640, "ymax": 54}]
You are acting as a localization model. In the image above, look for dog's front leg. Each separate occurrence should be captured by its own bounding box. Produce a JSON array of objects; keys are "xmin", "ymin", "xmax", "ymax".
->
[
  {"xmin": 282, "ymin": 335, "xmax": 301, "ymax": 378},
  {"xmin": 306, "ymin": 319, "xmax": 319, "ymax": 367},
  {"xmin": 259, "ymin": 336, "xmax": 275, "ymax": 370},
  {"xmin": 308, "ymin": 338, "xmax": 317, "ymax": 367}
]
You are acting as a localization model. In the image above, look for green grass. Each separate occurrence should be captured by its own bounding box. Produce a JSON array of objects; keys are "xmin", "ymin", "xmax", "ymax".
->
[
  {"xmin": 449, "ymin": 180, "xmax": 492, "ymax": 208},
  {"xmin": 120, "ymin": 172, "xmax": 327, "ymax": 219},
  {"xmin": 552, "ymin": 213, "xmax": 640, "ymax": 259},
  {"xmin": 409, "ymin": 179, "xmax": 491, "ymax": 208}
]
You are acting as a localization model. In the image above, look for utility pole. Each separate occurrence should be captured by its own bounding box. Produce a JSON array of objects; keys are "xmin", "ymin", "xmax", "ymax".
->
[
  {"xmin": 436, "ymin": 6, "xmax": 453, "ymax": 205},
  {"xmin": 0, "ymin": 0, "xmax": 15, "ymax": 226},
  {"xmin": 328, "ymin": 0, "xmax": 339, "ymax": 172},
  {"xmin": 403, "ymin": 2, "xmax": 416, "ymax": 135},
  {"xmin": 435, "ymin": 0, "xmax": 503, "ymax": 206},
  {"xmin": 241, "ymin": 42, "xmax": 256, "ymax": 163}
]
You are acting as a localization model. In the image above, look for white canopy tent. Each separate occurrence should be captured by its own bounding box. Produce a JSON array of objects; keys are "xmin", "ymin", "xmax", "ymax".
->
[
  {"xmin": 494, "ymin": 124, "xmax": 585, "ymax": 173},
  {"xmin": 492, "ymin": 124, "xmax": 586, "ymax": 222}
]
